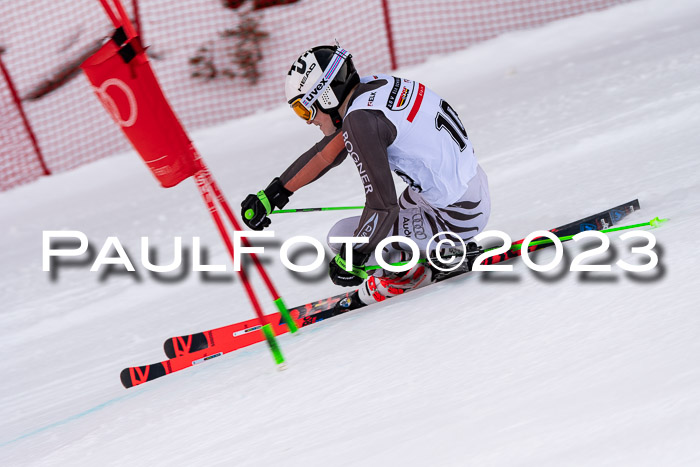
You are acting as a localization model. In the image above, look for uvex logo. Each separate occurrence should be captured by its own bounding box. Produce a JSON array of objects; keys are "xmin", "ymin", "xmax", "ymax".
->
[{"xmin": 304, "ymin": 78, "xmax": 328, "ymax": 102}]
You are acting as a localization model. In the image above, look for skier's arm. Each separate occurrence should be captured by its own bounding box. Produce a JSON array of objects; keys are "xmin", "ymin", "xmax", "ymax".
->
[
  {"xmin": 279, "ymin": 131, "xmax": 348, "ymax": 193},
  {"xmin": 342, "ymin": 109, "xmax": 399, "ymax": 257},
  {"xmin": 241, "ymin": 132, "xmax": 347, "ymax": 230}
]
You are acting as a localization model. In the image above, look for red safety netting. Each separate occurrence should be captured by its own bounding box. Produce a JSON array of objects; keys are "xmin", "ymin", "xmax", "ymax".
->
[
  {"xmin": 1, "ymin": 55, "xmax": 46, "ymax": 188},
  {"xmin": 1, "ymin": 1, "xmax": 132, "ymax": 191},
  {"xmin": 386, "ymin": 0, "xmax": 631, "ymax": 68},
  {"xmin": 0, "ymin": 0, "xmax": 631, "ymax": 191}
]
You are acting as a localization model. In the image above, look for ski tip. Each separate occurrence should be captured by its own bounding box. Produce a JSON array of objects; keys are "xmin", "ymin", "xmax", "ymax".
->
[
  {"xmin": 163, "ymin": 338, "xmax": 176, "ymax": 359},
  {"xmin": 120, "ymin": 368, "xmax": 134, "ymax": 389},
  {"xmin": 277, "ymin": 362, "xmax": 289, "ymax": 371}
]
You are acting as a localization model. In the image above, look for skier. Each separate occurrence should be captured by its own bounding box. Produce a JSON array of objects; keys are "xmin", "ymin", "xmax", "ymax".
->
[{"xmin": 241, "ymin": 45, "xmax": 491, "ymax": 304}]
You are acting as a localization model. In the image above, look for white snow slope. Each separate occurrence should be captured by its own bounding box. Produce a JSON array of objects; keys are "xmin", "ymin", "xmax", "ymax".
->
[{"xmin": 2, "ymin": 0, "xmax": 700, "ymax": 465}]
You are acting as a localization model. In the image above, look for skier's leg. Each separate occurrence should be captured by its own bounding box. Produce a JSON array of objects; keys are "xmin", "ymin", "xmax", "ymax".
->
[
  {"xmin": 327, "ymin": 216, "xmax": 407, "ymax": 268},
  {"xmin": 327, "ymin": 166, "xmax": 491, "ymax": 303},
  {"xmin": 326, "ymin": 208, "xmax": 433, "ymax": 304},
  {"xmin": 398, "ymin": 165, "xmax": 491, "ymax": 255}
]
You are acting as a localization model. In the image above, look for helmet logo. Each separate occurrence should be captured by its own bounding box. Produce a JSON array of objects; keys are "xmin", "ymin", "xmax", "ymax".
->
[
  {"xmin": 302, "ymin": 78, "xmax": 328, "ymax": 105},
  {"xmin": 297, "ymin": 63, "xmax": 316, "ymax": 92},
  {"xmin": 291, "ymin": 57, "xmax": 307, "ymax": 75}
]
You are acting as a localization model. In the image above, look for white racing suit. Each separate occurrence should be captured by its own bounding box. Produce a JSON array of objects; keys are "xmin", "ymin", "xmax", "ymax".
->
[{"xmin": 279, "ymin": 74, "xmax": 491, "ymax": 267}]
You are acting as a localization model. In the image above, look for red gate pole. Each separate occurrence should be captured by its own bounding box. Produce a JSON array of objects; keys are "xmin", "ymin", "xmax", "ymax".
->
[
  {"xmin": 99, "ymin": 0, "xmax": 123, "ymax": 30},
  {"xmin": 199, "ymin": 167, "xmax": 297, "ymax": 332},
  {"xmin": 381, "ymin": 0, "xmax": 398, "ymax": 70},
  {"xmin": 194, "ymin": 170, "xmax": 286, "ymax": 365},
  {"xmin": 0, "ymin": 54, "xmax": 50, "ymax": 176},
  {"xmin": 93, "ymin": 0, "xmax": 291, "ymax": 363},
  {"xmin": 99, "ymin": 0, "xmax": 137, "ymax": 37},
  {"xmin": 91, "ymin": 0, "xmax": 294, "ymax": 364},
  {"xmin": 132, "ymin": 0, "xmax": 143, "ymax": 42}
]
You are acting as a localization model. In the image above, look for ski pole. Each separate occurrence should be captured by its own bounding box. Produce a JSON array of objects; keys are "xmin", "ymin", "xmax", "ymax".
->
[
  {"xmin": 365, "ymin": 217, "xmax": 668, "ymax": 270},
  {"xmin": 508, "ymin": 217, "xmax": 668, "ymax": 250},
  {"xmin": 268, "ymin": 206, "xmax": 364, "ymax": 214}
]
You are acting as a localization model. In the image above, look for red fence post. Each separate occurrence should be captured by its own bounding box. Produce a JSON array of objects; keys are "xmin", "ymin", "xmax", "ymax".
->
[
  {"xmin": 132, "ymin": 0, "xmax": 143, "ymax": 43},
  {"xmin": 381, "ymin": 0, "xmax": 397, "ymax": 70},
  {"xmin": 0, "ymin": 53, "xmax": 50, "ymax": 176}
]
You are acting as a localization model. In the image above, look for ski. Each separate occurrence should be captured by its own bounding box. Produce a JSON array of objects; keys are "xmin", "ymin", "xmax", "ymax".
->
[
  {"xmin": 120, "ymin": 199, "xmax": 640, "ymax": 388},
  {"xmin": 162, "ymin": 198, "xmax": 640, "ymax": 359},
  {"xmin": 120, "ymin": 291, "xmax": 355, "ymax": 388}
]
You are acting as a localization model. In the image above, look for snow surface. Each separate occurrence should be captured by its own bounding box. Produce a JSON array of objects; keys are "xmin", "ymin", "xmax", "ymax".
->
[{"xmin": 2, "ymin": 0, "xmax": 700, "ymax": 464}]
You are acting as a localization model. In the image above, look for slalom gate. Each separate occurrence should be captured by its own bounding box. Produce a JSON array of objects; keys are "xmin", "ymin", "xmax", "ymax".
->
[{"xmin": 81, "ymin": 0, "xmax": 294, "ymax": 365}]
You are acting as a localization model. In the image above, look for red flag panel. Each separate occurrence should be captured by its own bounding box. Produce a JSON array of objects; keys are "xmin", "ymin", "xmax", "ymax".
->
[{"xmin": 81, "ymin": 37, "xmax": 198, "ymax": 188}]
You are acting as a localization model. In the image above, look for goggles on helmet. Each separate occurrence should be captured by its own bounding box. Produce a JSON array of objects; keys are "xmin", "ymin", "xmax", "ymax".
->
[
  {"xmin": 290, "ymin": 98, "xmax": 317, "ymax": 121},
  {"xmin": 288, "ymin": 47, "xmax": 351, "ymax": 121}
]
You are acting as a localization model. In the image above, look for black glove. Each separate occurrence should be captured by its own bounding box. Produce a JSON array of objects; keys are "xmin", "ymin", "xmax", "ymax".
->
[
  {"xmin": 328, "ymin": 245, "xmax": 371, "ymax": 287},
  {"xmin": 241, "ymin": 177, "xmax": 292, "ymax": 230}
]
